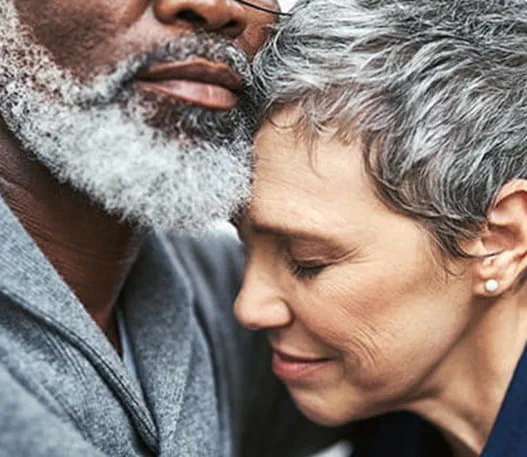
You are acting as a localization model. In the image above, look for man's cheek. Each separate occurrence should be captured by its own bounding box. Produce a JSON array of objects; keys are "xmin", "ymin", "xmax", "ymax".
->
[{"xmin": 13, "ymin": 0, "xmax": 118, "ymax": 75}]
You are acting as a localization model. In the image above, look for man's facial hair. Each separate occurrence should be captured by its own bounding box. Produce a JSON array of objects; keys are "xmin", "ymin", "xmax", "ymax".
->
[{"xmin": 0, "ymin": 1, "xmax": 256, "ymax": 233}]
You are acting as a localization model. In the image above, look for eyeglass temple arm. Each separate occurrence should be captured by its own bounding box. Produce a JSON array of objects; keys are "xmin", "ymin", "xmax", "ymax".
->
[{"xmin": 236, "ymin": 0, "xmax": 293, "ymax": 16}]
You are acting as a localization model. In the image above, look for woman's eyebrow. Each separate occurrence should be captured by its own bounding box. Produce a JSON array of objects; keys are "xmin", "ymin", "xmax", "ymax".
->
[{"xmin": 248, "ymin": 217, "xmax": 344, "ymax": 250}]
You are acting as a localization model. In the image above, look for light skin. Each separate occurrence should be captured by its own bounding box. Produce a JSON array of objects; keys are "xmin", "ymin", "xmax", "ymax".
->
[
  {"xmin": 0, "ymin": 0, "xmax": 276, "ymax": 350},
  {"xmin": 235, "ymin": 108, "xmax": 527, "ymax": 457}
]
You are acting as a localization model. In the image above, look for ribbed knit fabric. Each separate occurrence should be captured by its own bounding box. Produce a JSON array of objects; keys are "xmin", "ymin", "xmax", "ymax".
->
[{"xmin": 0, "ymin": 195, "xmax": 246, "ymax": 456}]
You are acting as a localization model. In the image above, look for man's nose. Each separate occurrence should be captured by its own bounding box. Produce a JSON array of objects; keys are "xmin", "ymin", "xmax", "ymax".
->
[
  {"xmin": 153, "ymin": 0, "xmax": 248, "ymax": 38},
  {"xmin": 234, "ymin": 273, "xmax": 293, "ymax": 331}
]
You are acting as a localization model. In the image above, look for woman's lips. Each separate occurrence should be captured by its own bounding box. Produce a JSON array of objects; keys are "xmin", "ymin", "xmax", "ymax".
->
[
  {"xmin": 135, "ymin": 79, "xmax": 239, "ymax": 110},
  {"xmin": 272, "ymin": 349, "xmax": 335, "ymax": 381}
]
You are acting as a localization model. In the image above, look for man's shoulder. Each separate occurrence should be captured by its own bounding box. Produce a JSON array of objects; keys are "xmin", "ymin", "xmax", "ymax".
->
[
  {"xmin": 160, "ymin": 229, "xmax": 245, "ymax": 342},
  {"xmin": 161, "ymin": 228, "xmax": 251, "ymax": 447},
  {"xmin": 0, "ymin": 363, "xmax": 105, "ymax": 456},
  {"xmin": 163, "ymin": 227, "xmax": 245, "ymax": 305}
]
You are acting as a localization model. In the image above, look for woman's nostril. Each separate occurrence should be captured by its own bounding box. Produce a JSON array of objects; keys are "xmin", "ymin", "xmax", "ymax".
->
[{"xmin": 176, "ymin": 9, "xmax": 207, "ymax": 25}]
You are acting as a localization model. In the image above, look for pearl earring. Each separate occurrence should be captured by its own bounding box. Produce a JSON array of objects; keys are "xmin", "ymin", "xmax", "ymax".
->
[{"xmin": 485, "ymin": 279, "xmax": 499, "ymax": 293}]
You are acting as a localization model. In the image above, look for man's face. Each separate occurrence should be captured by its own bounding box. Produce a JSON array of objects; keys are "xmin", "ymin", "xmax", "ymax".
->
[
  {"xmin": 0, "ymin": 0, "xmax": 276, "ymax": 232},
  {"xmin": 11, "ymin": 0, "xmax": 272, "ymax": 83}
]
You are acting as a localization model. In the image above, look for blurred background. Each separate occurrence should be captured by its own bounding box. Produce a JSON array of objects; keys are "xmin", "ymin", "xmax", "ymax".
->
[{"xmin": 278, "ymin": 0, "xmax": 296, "ymax": 11}]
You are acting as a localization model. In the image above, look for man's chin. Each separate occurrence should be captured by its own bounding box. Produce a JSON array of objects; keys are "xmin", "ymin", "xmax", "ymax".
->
[
  {"xmin": 85, "ymin": 164, "xmax": 251, "ymax": 235},
  {"xmin": 120, "ymin": 88, "xmax": 252, "ymax": 144},
  {"xmin": 83, "ymin": 119, "xmax": 251, "ymax": 234}
]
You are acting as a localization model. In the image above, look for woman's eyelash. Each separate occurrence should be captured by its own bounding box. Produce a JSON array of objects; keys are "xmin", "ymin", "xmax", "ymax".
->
[{"xmin": 290, "ymin": 262, "xmax": 326, "ymax": 279}]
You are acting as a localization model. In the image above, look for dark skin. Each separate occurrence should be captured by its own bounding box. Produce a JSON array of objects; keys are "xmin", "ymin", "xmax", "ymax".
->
[{"xmin": 0, "ymin": 0, "xmax": 277, "ymax": 351}]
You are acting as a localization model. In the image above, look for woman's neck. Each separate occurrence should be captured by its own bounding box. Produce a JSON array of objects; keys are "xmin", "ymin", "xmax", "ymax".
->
[{"xmin": 407, "ymin": 293, "xmax": 527, "ymax": 457}]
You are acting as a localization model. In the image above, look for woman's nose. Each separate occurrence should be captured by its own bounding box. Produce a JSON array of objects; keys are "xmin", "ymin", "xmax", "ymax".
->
[
  {"xmin": 153, "ymin": 0, "xmax": 248, "ymax": 38},
  {"xmin": 234, "ymin": 278, "xmax": 293, "ymax": 331}
]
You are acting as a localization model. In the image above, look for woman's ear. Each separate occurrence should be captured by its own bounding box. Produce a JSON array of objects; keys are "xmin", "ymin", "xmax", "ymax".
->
[{"xmin": 465, "ymin": 180, "xmax": 527, "ymax": 297}]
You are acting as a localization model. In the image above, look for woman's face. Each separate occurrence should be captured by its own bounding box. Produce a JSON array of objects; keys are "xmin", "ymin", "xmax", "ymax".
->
[{"xmin": 235, "ymin": 110, "xmax": 478, "ymax": 426}]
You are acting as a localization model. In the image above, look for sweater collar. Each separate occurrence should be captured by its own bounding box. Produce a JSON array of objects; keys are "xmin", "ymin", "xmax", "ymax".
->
[{"xmin": 0, "ymin": 196, "xmax": 159, "ymax": 451}]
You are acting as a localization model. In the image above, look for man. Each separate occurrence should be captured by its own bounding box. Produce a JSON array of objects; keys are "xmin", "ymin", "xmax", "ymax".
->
[{"xmin": 0, "ymin": 1, "xmax": 339, "ymax": 456}]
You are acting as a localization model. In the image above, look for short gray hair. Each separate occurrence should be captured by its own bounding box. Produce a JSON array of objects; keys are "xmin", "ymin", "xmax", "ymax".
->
[{"xmin": 253, "ymin": 0, "xmax": 527, "ymax": 257}]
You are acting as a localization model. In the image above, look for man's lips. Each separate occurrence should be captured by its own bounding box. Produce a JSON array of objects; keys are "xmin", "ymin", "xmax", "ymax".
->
[
  {"xmin": 271, "ymin": 348, "xmax": 336, "ymax": 381},
  {"xmin": 135, "ymin": 58, "xmax": 243, "ymax": 110}
]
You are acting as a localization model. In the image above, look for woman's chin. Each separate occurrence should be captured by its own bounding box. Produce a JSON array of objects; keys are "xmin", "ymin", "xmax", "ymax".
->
[
  {"xmin": 289, "ymin": 385, "xmax": 396, "ymax": 427},
  {"xmin": 289, "ymin": 389, "xmax": 368, "ymax": 427},
  {"xmin": 300, "ymin": 408, "xmax": 354, "ymax": 427}
]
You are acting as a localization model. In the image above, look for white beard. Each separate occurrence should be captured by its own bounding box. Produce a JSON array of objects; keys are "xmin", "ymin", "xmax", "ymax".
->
[{"xmin": 0, "ymin": 1, "xmax": 255, "ymax": 233}]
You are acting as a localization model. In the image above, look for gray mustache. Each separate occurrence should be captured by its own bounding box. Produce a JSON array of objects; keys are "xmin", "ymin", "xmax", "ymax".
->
[{"xmin": 76, "ymin": 33, "xmax": 253, "ymax": 106}]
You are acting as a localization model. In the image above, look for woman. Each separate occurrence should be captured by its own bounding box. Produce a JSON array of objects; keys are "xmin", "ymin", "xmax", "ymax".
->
[{"xmin": 234, "ymin": 1, "xmax": 527, "ymax": 456}]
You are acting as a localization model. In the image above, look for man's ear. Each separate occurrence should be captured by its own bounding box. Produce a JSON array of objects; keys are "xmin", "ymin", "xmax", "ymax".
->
[{"xmin": 464, "ymin": 180, "xmax": 527, "ymax": 297}]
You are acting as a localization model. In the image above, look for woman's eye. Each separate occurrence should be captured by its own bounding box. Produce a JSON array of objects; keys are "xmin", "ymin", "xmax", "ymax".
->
[{"xmin": 290, "ymin": 262, "xmax": 326, "ymax": 279}]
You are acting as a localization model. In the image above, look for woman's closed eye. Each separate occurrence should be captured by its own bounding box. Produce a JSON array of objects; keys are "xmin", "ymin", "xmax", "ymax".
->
[
  {"xmin": 289, "ymin": 259, "xmax": 328, "ymax": 280},
  {"xmin": 285, "ymin": 240, "xmax": 352, "ymax": 280}
]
